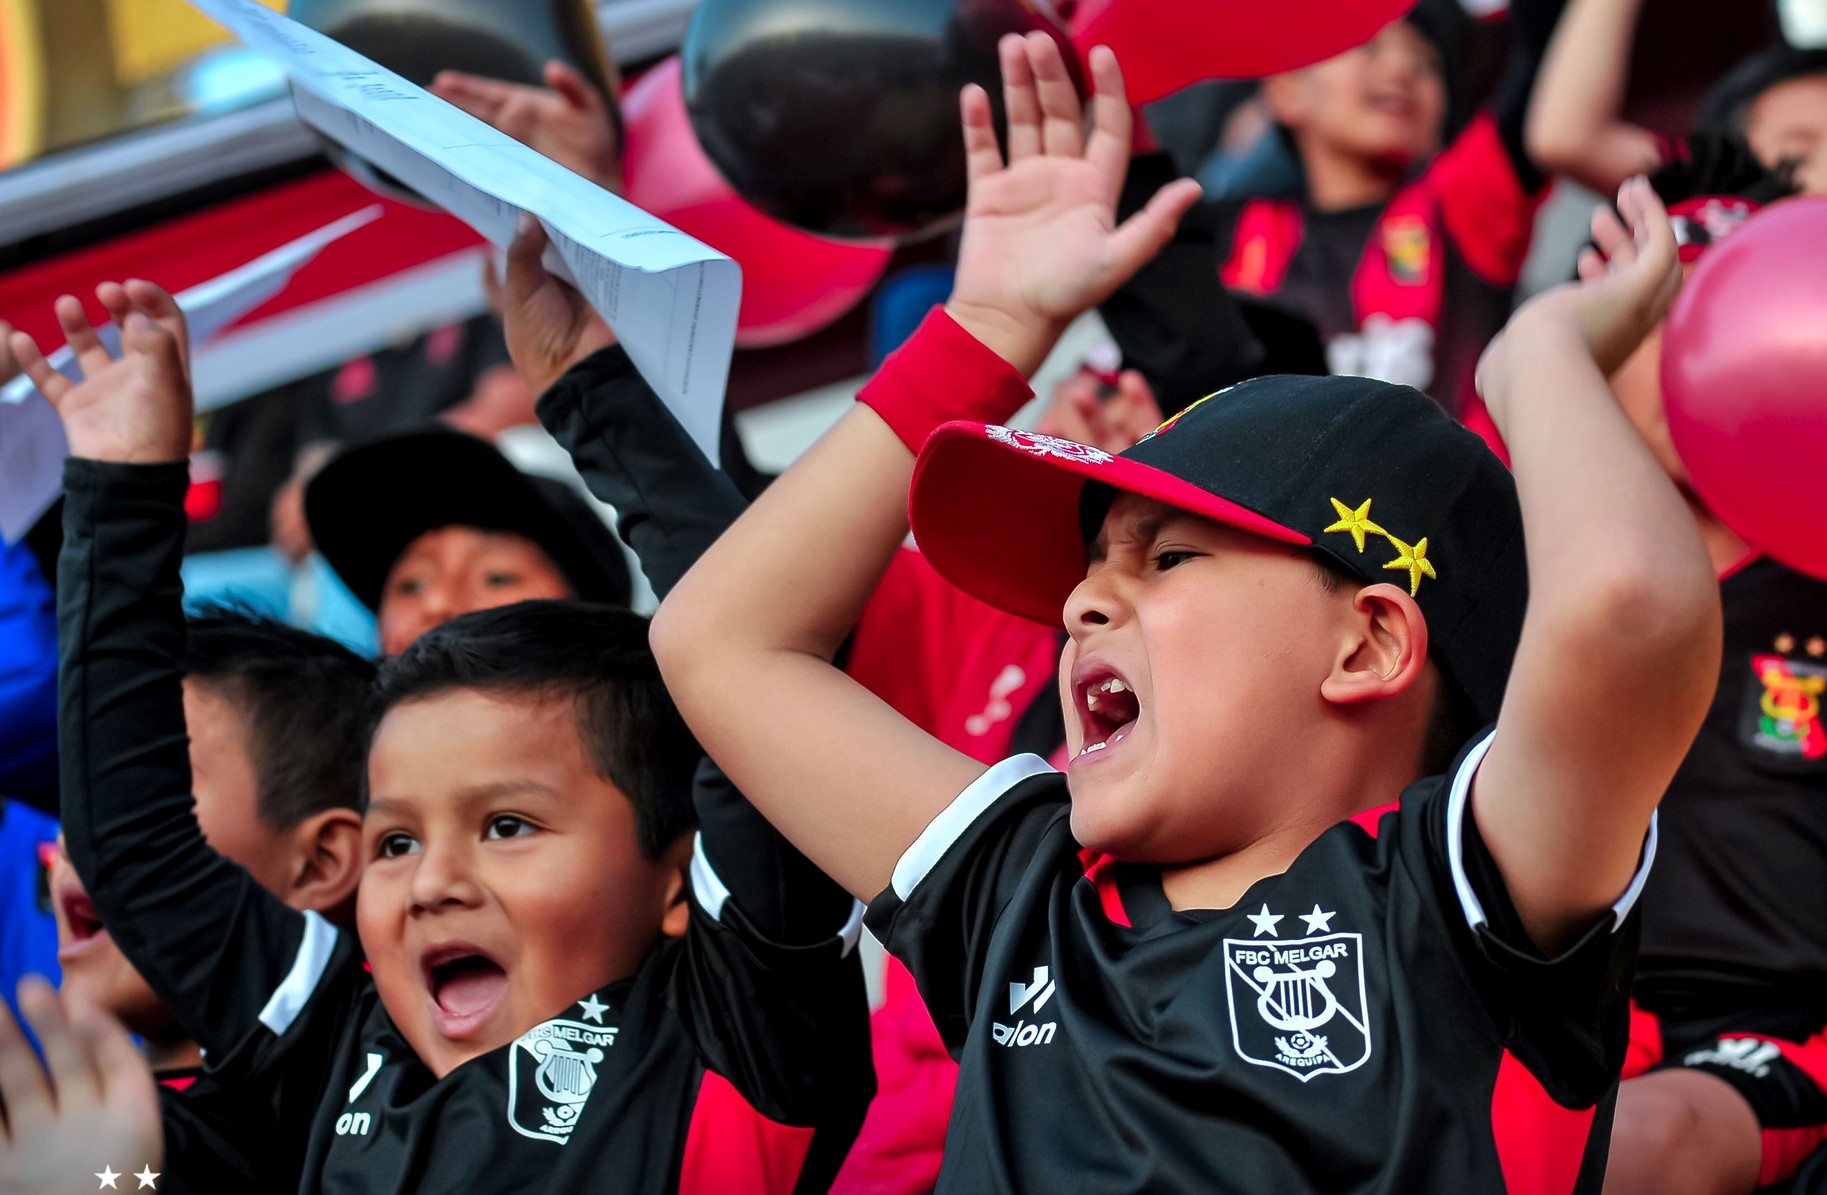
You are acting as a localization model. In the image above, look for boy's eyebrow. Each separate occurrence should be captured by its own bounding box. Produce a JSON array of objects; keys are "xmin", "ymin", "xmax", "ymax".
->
[
  {"xmin": 1090, "ymin": 505, "xmax": 1184, "ymax": 561},
  {"xmin": 362, "ymin": 781, "xmax": 565, "ymax": 821}
]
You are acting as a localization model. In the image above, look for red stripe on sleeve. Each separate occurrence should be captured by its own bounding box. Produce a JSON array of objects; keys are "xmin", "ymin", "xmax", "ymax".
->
[
  {"xmin": 1490, "ymin": 1050, "xmax": 1599, "ymax": 1195},
  {"xmin": 679, "ymin": 1071, "xmax": 817, "ymax": 1195}
]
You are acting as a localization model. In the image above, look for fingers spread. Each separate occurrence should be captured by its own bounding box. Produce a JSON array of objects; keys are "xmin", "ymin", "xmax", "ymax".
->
[
  {"xmin": 9, "ymin": 329, "xmax": 67, "ymax": 404},
  {"xmin": 1083, "ymin": 46, "xmax": 1136, "ymax": 202},
  {"xmin": 1028, "ymin": 32, "xmax": 1084, "ymax": 159},
  {"xmin": 1108, "ymin": 176, "xmax": 1203, "ymax": 282},
  {"xmin": 55, "ymin": 295, "xmax": 110, "ymax": 378},
  {"xmin": 960, "ymin": 84, "xmax": 1004, "ymax": 185},
  {"xmin": 1000, "ymin": 34, "xmax": 1042, "ymax": 162}
]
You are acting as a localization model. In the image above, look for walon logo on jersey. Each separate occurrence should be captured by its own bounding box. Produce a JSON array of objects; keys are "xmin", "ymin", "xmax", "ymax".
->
[
  {"xmin": 991, "ymin": 965, "xmax": 1058, "ymax": 1048},
  {"xmin": 507, "ymin": 1001, "xmax": 618, "ymax": 1144},
  {"xmin": 1223, "ymin": 906, "xmax": 1372, "ymax": 1082}
]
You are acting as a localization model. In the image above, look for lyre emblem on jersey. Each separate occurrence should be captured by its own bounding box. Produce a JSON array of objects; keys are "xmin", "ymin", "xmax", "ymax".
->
[
  {"xmin": 1741, "ymin": 653, "xmax": 1827, "ymax": 762},
  {"xmin": 1224, "ymin": 910, "xmax": 1372, "ymax": 1082},
  {"xmin": 507, "ymin": 1014, "xmax": 617, "ymax": 1144}
]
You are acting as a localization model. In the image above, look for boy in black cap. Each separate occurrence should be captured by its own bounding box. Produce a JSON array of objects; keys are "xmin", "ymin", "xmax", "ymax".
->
[
  {"xmin": 655, "ymin": 33, "xmax": 1721, "ymax": 1191},
  {"xmin": 305, "ymin": 428, "xmax": 631, "ymax": 655}
]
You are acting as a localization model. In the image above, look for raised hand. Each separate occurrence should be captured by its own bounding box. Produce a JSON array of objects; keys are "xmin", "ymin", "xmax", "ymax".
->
[
  {"xmin": 1478, "ymin": 176, "xmax": 1681, "ymax": 423},
  {"xmin": 432, "ymin": 60, "xmax": 624, "ymax": 193},
  {"xmin": 946, "ymin": 35, "xmax": 1202, "ymax": 377},
  {"xmin": 500, "ymin": 215, "xmax": 618, "ymax": 397},
  {"xmin": 7, "ymin": 281, "xmax": 192, "ymax": 465},
  {"xmin": 0, "ymin": 978, "xmax": 162, "ymax": 1195}
]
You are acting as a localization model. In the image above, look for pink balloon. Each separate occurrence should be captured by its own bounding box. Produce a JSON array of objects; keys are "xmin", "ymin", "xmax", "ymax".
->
[
  {"xmin": 1069, "ymin": 0, "xmax": 1418, "ymax": 105},
  {"xmin": 1663, "ymin": 197, "xmax": 1827, "ymax": 580},
  {"xmin": 621, "ymin": 58, "xmax": 894, "ymax": 348}
]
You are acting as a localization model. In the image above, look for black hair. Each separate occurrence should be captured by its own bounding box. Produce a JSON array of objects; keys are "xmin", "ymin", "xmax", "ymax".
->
[
  {"xmin": 1695, "ymin": 45, "xmax": 1827, "ymax": 141},
  {"xmin": 1647, "ymin": 133, "xmax": 1800, "ymax": 207},
  {"xmin": 369, "ymin": 600, "xmax": 698, "ymax": 859},
  {"xmin": 1312, "ymin": 554, "xmax": 1479, "ymax": 777},
  {"xmin": 183, "ymin": 609, "xmax": 376, "ymax": 829}
]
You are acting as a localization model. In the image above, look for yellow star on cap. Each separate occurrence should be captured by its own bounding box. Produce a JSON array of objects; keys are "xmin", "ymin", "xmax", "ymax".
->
[
  {"xmin": 1382, "ymin": 535, "xmax": 1437, "ymax": 596},
  {"xmin": 1323, "ymin": 498, "xmax": 1386, "ymax": 553}
]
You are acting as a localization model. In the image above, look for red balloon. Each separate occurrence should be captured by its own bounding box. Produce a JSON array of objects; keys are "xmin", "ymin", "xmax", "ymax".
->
[
  {"xmin": 1069, "ymin": 0, "xmax": 1417, "ymax": 104},
  {"xmin": 1662, "ymin": 197, "xmax": 1827, "ymax": 580},
  {"xmin": 621, "ymin": 57, "xmax": 893, "ymax": 348}
]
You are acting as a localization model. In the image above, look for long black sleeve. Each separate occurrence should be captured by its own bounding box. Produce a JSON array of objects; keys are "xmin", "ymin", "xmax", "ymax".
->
[
  {"xmin": 56, "ymin": 460, "xmax": 351, "ymax": 1069},
  {"xmin": 536, "ymin": 347, "xmax": 857, "ymax": 946}
]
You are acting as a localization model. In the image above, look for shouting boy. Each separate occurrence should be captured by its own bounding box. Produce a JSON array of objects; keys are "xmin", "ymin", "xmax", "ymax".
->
[
  {"xmin": 654, "ymin": 34, "xmax": 1720, "ymax": 1192},
  {"xmin": 15, "ymin": 281, "xmax": 871, "ymax": 1193}
]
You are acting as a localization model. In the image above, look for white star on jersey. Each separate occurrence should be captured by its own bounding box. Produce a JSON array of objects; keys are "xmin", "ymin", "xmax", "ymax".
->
[
  {"xmin": 576, "ymin": 993, "xmax": 609, "ymax": 1023},
  {"xmin": 1300, "ymin": 906, "xmax": 1336, "ymax": 934},
  {"xmin": 96, "ymin": 1168, "xmax": 120, "ymax": 1190},
  {"xmin": 134, "ymin": 1165, "xmax": 160, "ymax": 1189},
  {"xmin": 1246, "ymin": 904, "xmax": 1283, "ymax": 937}
]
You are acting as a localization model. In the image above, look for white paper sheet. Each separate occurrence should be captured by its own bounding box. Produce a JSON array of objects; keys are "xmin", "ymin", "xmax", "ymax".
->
[
  {"xmin": 0, "ymin": 207, "xmax": 382, "ymax": 543},
  {"xmin": 183, "ymin": 0, "xmax": 740, "ymax": 463}
]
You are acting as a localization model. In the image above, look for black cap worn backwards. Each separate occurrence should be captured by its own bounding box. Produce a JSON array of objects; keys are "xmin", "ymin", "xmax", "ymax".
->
[
  {"xmin": 305, "ymin": 429, "xmax": 632, "ymax": 613},
  {"xmin": 908, "ymin": 374, "xmax": 1527, "ymax": 725}
]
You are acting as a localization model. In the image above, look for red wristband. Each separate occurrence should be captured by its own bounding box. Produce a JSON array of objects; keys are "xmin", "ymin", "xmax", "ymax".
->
[{"xmin": 858, "ymin": 307, "xmax": 1034, "ymax": 454}]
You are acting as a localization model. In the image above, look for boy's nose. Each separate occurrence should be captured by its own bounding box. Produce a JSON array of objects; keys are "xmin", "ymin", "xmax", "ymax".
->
[
  {"xmin": 408, "ymin": 844, "xmax": 485, "ymax": 913},
  {"xmin": 1063, "ymin": 569, "xmax": 1130, "ymax": 637}
]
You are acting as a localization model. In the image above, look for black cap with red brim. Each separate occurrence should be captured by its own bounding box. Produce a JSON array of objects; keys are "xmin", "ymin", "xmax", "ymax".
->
[{"xmin": 909, "ymin": 373, "xmax": 1527, "ymax": 726}]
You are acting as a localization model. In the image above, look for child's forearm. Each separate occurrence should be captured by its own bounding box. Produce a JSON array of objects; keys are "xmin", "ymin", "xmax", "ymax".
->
[
  {"xmin": 1525, "ymin": 0, "xmax": 1662, "ymax": 193},
  {"xmin": 1475, "ymin": 314, "xmax": 1720, "ymax": 946},
  {"xmin": 58, "ymin": 461, "xmax": 319, "ymax": 1058}
]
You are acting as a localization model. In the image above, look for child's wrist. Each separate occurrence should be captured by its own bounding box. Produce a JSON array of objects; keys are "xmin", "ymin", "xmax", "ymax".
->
[
  {"xmin": 857, "ymin": 307, "xmax": 1036, "ymax": 455},
  {"xmin": 941, "ymin": 299, "xmax": 1063, "ymax": 380}
]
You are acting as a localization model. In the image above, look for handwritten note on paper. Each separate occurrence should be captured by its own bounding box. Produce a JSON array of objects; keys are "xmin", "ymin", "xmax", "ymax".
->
[
  {"xmin": 184, "ymin": 0, "xmax": 741, "ymax": 463},
  {"xmin": 0, "ymin": 208, "xmax": 382, "ymax": 543}
]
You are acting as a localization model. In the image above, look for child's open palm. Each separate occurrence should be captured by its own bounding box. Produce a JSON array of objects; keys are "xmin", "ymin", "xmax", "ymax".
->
[
  {"xmin": 8, "ymin": 281, "xmax": 193, "ymax": 465},
  {"xmin": 947, "ymin": 34, "xmax": 1201, "ymax": 375}
]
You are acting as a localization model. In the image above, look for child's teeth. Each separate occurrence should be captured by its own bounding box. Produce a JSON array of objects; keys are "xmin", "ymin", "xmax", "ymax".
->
[
  {"xmin": 1105, "ymin": 678, "xmax": 1128, "ymax": 694},
  {"xmin": 1080, "ymin": 741, "xmax": 1108, "ymax": 757}
]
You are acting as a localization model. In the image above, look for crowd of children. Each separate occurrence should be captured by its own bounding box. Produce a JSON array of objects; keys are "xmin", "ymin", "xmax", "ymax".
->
[{"xmin": 0, "ymin": 2, "xmax": 1823, "ymax": 1192}]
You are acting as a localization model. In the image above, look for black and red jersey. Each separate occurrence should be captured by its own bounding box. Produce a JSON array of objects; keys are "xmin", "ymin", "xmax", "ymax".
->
[
  {"xmin": 1106, "ymin": 112, "xmax": 1541, "ymax": 443},
  {"xmin": 1634, "ymin": 558, "xmax": 1827, "ymax": 1022},
  {"xmin": 867, "ymin": 735, "xmax": 1649, "ymax": 1193},
  {"xmin": 56, "ymin": 458, "xmax": 872, "ymax": 1195}
]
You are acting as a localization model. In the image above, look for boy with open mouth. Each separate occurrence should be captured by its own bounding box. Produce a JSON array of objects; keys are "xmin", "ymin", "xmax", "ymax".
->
[
  {"xmin": 17, "ymin": 278, "xmax": 870, "ymax": 1193},
  {"xmin": 654, "ymin": 33, "xmax": 1721, "ymax": 1193}
]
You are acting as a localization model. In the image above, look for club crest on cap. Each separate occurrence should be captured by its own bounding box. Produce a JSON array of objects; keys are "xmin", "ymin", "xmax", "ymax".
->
[
  {"xmin": 986, "ymin": 425, "xmax": 1114, "ymax": 466},
  {"xmin": 1323, "ymin": 498, "xmax": 1438, "ymax": 597}
]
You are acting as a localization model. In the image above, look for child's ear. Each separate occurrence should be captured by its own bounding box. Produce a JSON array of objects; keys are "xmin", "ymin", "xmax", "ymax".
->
[
  {"xmin": 658, "ymin": 841, "xmax": 693, "ymax": 940},
  {"xmin": 285, "ymin": 808, "xmax": 365, "ymax": 922},
  {"xmin": 1319, "ymin": 582, "xmax": 1430, "ymax": 707}
]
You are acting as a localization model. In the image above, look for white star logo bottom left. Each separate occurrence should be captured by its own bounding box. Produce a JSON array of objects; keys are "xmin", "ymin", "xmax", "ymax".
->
[
  {"xmin": 95, "ymin": 1167, "xmax": 119, "ymax": 1190},
  {"xmin": 575, "ymin": 993, "xmax": 608, "ymax": 1024},
  {"xmin": 134, "ymin": 1165, "xmax": 160, "ymax": 1189}
]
